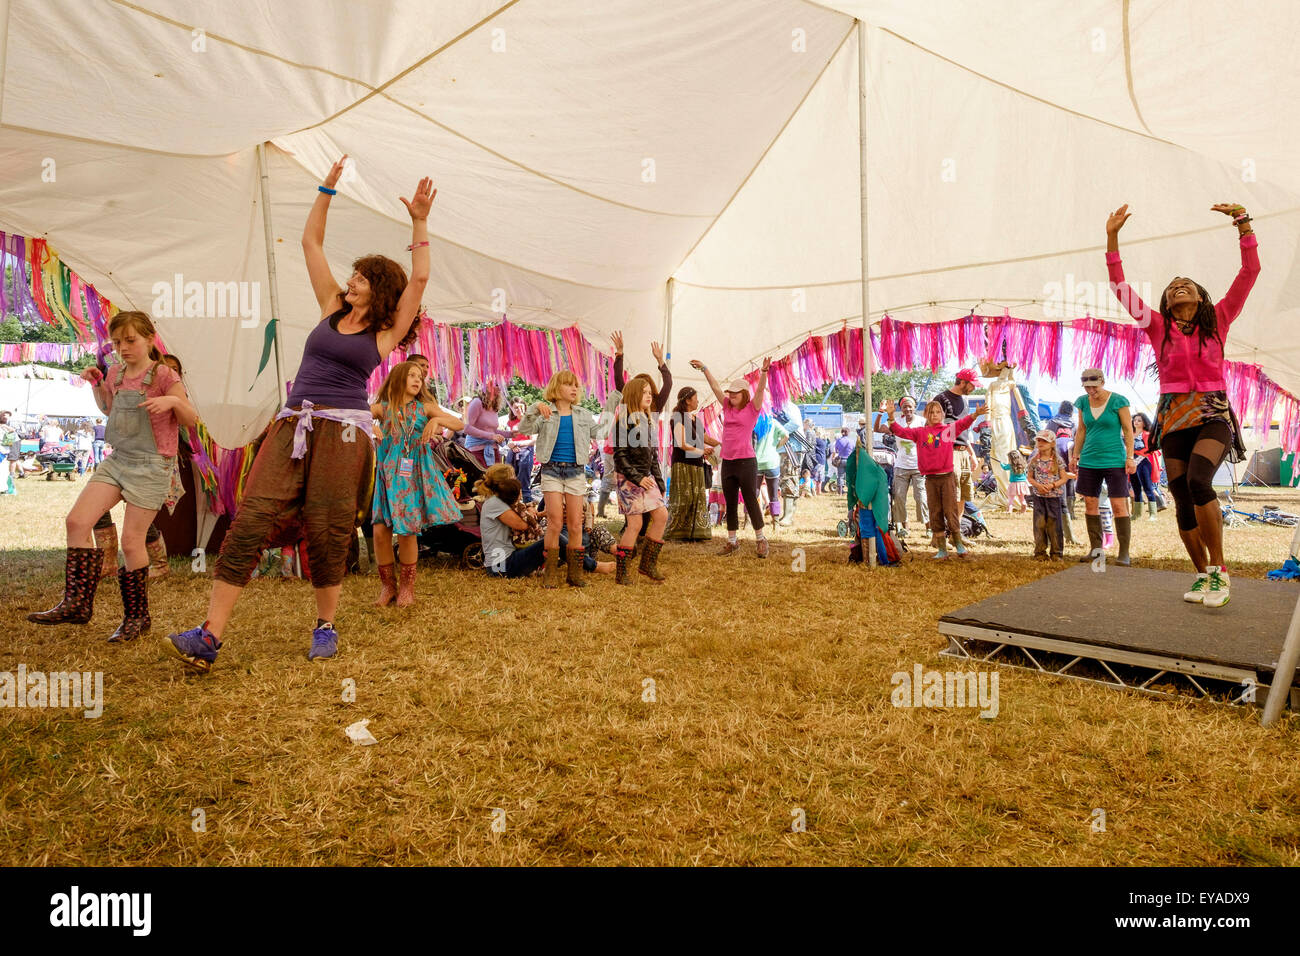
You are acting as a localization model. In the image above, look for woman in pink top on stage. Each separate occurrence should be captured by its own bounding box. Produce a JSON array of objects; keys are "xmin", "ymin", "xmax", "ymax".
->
[{"xmin": 1105, "ymin": 202, "xmax": 1260, "ymax": 608}]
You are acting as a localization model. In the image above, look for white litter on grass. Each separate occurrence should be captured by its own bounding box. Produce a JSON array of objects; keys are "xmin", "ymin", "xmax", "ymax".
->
[{"xmin": 345, "ymin": 719, "xmax": 378, "ymax": 746}]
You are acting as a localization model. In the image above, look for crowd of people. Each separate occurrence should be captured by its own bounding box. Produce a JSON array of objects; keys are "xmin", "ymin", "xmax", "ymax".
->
[
  {"xmin": 0, "ymin": 412, "xmax": 111, "ymax": 489},
  {"xmin": 15, "ymin": 162, "xmax": 1259, "ymax": 668}
]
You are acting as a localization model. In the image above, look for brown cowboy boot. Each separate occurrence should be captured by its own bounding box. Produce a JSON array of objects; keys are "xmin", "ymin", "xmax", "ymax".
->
[
  {"xmin": 374, "ymin": 562, "xmax": 397, "ymax": 607},
  {"xmin": 566, "ymin": 547, "xmax": 587, "ymax": 587},
  {"xmin": 108, "ymin": 566, "xmax": 151, "ymax": 643},
  {"xmin": 28, "ymin": 547, "xmax": 101, "ymax": 625},
  {"xmin": 93, "ymin": 520, "xmax": 119, "ymax": 580},
  {"xmin": 639, "ymin": 538, "xmax": 667, "ymax": 582},
  {"xmin": 396, "ymin": 561, "xmax": 418, "ymax": 607},
  {"xmin": 542, "ymin": 548, "xmax": 564, "ymax": 588},
  {"xmin": 146, "ymin": 531, "xmax": 169, "ymax": 579}
]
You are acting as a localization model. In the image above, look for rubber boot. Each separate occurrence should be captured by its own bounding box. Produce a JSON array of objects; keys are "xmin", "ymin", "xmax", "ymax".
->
[
  {"xmin": 396, "ymin": 561, "xmax": 417, "ymax": 607},
  {"xmin": 374, "ymin": 562, "xmax": 397, "ymax": 606},
  {"xmin": 4, "ymin": 472, "xmax": 13, "ymax": 495},
  {"xmin": 597, "ymin": 488, "xmax": 611, "ymax": 518},
  {"xmin": 146, "ymin": 529, "xmax": 169, "ymax": 579},
  {"xmin": 1078, "ymin": 514, "xmax": 1104, "ymax": 563},
  {"xmin": 566, "ymin": 548, "xmax": 587, "ymax": 587},
  {"xmin": 108, "ymin": 566, "xmax": 151, "ymax": 642},
  {"xmin": 1066, "ymin": 496, "xmax": 1078, "ymax": 520},
  {"xmin": 1115, "ymin": 515, "xmax": 1132, "ymax": 566},
  {"xmin": 639, "ymin": 538, "xmax": 666, "ymax": 582},
  {"xmin": 1062, "ymin": 511, "xmax": 1079, "ymax": 545},
  {"xmin": 542, "ymin": 548, "xmax": 564, "ymax": 588},
  {"xmin": 1147, "ymin": 500, "xmax": 1157, "ymax": 521},
  {"xmin": 93, "ymin": 520, "xmax": 119, "ymax": 581},
  {"xmin": 615, "ymin": 547, "xmax": 634, "ymax": 585},
  {"xmin": 28, "ymin": 547, "xmax": 101, "ymax": 624}
]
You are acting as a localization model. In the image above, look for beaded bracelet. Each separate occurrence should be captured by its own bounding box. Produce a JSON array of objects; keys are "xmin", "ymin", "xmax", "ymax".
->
[
  {"xmin": 318, "ymin": 185, "xmax": 337, "ymax": 196},
  {"xmin": 1233, "ymin": 213, "xmax": 1252, "ymax": 225}
]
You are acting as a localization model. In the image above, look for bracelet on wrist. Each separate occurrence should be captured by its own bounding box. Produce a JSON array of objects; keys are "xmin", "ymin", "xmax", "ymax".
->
[
  {"xmin": 318, "ymin": 185, "xmax": 337, "ymax": 196},
  {"xmin": 407, "ymin": 241, "xmax": 430, "ymax": 252}
]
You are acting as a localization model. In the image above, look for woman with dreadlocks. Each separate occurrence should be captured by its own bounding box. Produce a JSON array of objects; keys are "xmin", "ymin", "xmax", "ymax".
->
[{"xmin": 1105, "ymin": 202, "xmax": 1260, "ymax": 608}]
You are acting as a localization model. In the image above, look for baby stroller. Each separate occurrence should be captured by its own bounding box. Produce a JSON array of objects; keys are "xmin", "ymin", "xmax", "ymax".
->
[
  {"xmin": 419, "ymin": 440, "xmax": 491, "ymax": 568},
  {"xmin": 36, "ymin": 442, "xmax": 77, "ymax": 480}
]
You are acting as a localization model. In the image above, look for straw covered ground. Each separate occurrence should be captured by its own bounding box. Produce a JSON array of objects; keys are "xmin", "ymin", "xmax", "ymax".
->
[{"xmin": 1, "ymin": 477, "xmax": 1298, "ymax": 866}]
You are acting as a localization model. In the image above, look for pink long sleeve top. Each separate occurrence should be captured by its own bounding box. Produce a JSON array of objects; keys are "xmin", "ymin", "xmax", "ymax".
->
[
  {"xmin": 889, "ymin": 413, "xmax": 978, "ymax": 476},
  {"xmin": 463, "ymin": 398, "xmax": 505, "ymax": 441},
  {"xmin": 1106, "ymin": 233, "xmax": 1260, "ymax": 394}
]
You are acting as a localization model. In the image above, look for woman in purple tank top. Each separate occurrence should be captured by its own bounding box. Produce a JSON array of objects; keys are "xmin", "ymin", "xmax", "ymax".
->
[{"xmin": 167, "ymin": 155, "xmax": 435, "ymax": 672}]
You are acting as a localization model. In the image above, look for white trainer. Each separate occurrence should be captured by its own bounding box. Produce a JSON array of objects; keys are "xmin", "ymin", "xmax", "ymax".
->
[
  {"xmin": 1202, "ymin": 567, "xmax": 1230, "ymax": 608},
  {"xmin": 1183, "ymin": 572, "xmax": 1209, "ymax": 603}
]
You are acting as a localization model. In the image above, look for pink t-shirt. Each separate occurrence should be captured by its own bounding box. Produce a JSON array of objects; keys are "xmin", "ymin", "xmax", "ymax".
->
[
  {"xmin": 104, "ymin": 363, "xmax": 182, "ymax": 457},
  {"xmin": 720, "ymin": 402, "xmax": 760, "ymax": 461}
]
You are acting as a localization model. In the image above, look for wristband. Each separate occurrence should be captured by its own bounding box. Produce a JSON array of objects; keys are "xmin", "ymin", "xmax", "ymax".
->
[
  {"xmin": 318, "ymin": 185, "xmax": 337, "ymax": 196},
  {"xmin": 407, "ymin": 241, "xmax": 430, "ymax": 251}
]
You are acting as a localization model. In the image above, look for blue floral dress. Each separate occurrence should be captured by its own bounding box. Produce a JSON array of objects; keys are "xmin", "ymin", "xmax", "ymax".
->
[{"xmin": 372, "ymin": 402, "xmax": 462, "ymax": 535}]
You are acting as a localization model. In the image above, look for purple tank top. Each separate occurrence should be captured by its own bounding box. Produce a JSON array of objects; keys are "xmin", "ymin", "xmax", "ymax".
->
[{"xmin": 285, "ymin": 309, "xmax": 382, "ymax": 411}]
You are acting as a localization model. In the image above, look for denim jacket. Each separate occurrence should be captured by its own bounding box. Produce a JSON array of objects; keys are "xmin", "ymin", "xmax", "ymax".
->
[{"xmin": 519, "ymin": 403, "xmax": 599, "ymax": 464}]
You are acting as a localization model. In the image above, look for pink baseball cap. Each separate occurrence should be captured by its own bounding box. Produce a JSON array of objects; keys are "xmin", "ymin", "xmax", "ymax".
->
[{"xmin": 955, "ymin": 368, "xmax": 980, "ymax": 384}]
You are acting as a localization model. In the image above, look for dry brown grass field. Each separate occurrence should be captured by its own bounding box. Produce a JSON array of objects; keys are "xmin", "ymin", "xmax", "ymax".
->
[{"xmin": 1, "ymin": 476, "xmax": 1298, "ymax": 866}]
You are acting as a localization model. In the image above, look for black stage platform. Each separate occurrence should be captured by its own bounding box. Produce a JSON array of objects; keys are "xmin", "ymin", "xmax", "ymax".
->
[{"xmin": 939, "ymin": 565, "xmax": 1300, "ymax": 708}]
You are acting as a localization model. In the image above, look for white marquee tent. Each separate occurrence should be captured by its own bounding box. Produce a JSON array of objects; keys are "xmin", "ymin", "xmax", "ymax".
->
[
  {"xmin": 1, "ymin": 0, "xmax": 1298, "ymax": 450},
  {"xmin": 0, "ymin": 364, "xmax": 101, "ymax": 419}
]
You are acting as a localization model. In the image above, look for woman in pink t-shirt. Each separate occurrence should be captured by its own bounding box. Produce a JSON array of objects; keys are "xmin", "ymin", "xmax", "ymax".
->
[
  {"xmin": 1105, "ymin": 201, "xmax": 1259, "ymax": 608},
  {"xmin": 690, "ymin": 356, "xmax": 770, "ymax": 557}
]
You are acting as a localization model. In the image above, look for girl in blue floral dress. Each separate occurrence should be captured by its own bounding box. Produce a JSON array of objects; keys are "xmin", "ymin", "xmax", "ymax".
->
[{"xmin": 370, "ymin": 361, "xmax": 465, "ymax": 607}]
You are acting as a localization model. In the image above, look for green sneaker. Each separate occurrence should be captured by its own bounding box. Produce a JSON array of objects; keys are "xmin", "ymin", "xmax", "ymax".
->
[
  {"xmin": 1183, "ymin": 572, "xmax": 1208, "ymax": 603},
  {"xmin": 1203, "ymin": 567, "xmax": 1230, "ymax": 608}
]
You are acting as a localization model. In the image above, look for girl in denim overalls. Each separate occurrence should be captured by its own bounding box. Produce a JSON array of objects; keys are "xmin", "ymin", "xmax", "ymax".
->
[{"xmin": 28, "ymin": 311, "xmax": 197, "ymax": 642}]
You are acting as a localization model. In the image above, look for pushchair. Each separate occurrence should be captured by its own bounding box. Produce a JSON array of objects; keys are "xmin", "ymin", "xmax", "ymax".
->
[
  {"xmin": 36, "ymin": 442, "xmax": 77, "ymax": 480},
  {"xmin": 418, "ymin": 440, "xmax": 491, "ymax": 568}
]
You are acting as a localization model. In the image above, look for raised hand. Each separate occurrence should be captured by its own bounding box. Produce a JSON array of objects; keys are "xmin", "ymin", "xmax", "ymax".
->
[
  {"xmin": 611, "ymin": 331, "xmax": 624, "ymax": 354},
  {"xmin": 883, "ymin": 398, "xmax": 896, "ymax": 416},
  {"xmin": 689, "ymin": 359, "xmax": 705, "ymax": 371},
  {"xmin": 323, "ymin": 155, "xmax": 349, "ymax": 190},
  {"xmin": 1211, "ymin": 202, "xmax": 1247, "ymax": 218},
  {"xmin": 1106, "ymin": 204, "xmax": 1131, "ymax": 235},
  {"xmin": 650, "ymin": 341, "xmax": 665, "ymax": 365},
  {"xmin": 760, "ymin": 356, "xmax": 772, "ymax": 373},
  {"xmin": 400, "ymin": 177, "xmax": 436, "ymax": 221}
]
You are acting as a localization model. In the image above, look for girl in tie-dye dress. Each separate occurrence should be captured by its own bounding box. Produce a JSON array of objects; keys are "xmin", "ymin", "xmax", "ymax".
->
[{"xmin": 369, "ymin": 361, "xmax": 465, "ymax": 607}]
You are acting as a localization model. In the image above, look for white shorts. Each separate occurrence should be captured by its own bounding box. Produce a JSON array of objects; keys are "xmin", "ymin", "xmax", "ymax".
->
[{"xmin": 540, "ymin": 463, "xmax": 586, "ymax": 497}]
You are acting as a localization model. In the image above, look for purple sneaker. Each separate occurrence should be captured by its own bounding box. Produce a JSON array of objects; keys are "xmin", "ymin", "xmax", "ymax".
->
[
  {"xmin": 308, "ymin": 625, "xmax": 338, "ymax": 661},
  {"xmin": 167, "ymin": 625, "xmax": 221, "ymax": 673}
]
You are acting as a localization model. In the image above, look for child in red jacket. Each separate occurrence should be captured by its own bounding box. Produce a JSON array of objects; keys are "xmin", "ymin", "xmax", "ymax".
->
[{"xmin": 885, "ymin": 398, "xmax": 982, "ymax": 559}]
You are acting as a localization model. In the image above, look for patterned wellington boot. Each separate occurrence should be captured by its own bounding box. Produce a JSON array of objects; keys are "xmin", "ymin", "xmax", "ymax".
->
[
  {"xmin": 639, "ymin": 538, "xmax": 667, "ymax": 582},
  {"xmin": 374, "ymin": 563, "xmax": 397, "ymax": 607},
  {"xmin": 566, "ymin": 548, "xmax": 587, "ymax": 587},
  {"xmin": 615, "ymin": 547, "xmax": 634, "ymax": 585},
  {"xmin": 108, "ymin": 566, "xmax": 151, "ymax": 643},
  {"xmin": 396, "ymin": 561, "xmax": 417, "ymax": 608},
  {"xmin": 146, "ymin": 532, "xmax": 170, "ymax": 579},
  {"xmin": 28, "ymin": 547, "xmax": 101, "ymax": 624}
]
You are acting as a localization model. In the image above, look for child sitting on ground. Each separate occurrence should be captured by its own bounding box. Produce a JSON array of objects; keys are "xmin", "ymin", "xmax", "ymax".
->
[
  {"xmin": 1026, "ymin": 429, "xmax": 1074, "ymax": 561},
  {"xmin": 885, "ymin": 397, "xmax": 982, "ymax": 560}
]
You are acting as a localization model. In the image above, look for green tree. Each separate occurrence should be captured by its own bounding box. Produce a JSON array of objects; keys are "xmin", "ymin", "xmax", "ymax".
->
[{"xmin": 796, "ymin": 369, "xmax": 953, "ymax": 411}]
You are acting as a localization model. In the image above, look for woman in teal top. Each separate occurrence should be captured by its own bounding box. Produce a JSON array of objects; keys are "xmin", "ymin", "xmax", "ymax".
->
[{"xmin": 1068, "ymin": 367, "xmax": 1136, "ymax": 565}]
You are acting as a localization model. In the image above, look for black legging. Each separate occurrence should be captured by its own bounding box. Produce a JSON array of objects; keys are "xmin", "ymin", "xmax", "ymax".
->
[
  {"xmin": 1159, "ymin": 419, "xmax": 1231, "ymax": 531},
  {"xmin": 721, "ymin": 456, "xmax": 764, "ymax": 532}
]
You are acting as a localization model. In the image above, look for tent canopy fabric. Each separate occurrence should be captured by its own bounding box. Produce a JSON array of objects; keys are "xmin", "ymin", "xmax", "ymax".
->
[
  {"xmin": 1, "ymin": 0, "xmax": 1297, "ymax": 448},
  {"xmin": 0, "ymin": 364, "xmax": 102, "ymax": 419}
]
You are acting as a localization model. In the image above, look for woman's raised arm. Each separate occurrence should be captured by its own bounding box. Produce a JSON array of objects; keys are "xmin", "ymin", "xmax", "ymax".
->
[{"xmin": 302, "ymin": 156, "xmax": 348, "ymax": 317}]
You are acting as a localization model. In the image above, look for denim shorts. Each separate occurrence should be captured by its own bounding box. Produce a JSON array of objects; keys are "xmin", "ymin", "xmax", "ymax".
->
[
  {"xmin": 540, "ymin": 462, "xmax": 586, "ymax": 496},
  {"xmin": 89, "ymin": 451, "xmax": 175, "ymax": 510}
]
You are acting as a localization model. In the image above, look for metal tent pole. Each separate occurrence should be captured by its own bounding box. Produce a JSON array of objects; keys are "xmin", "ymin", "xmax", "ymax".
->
[
  {"xmin": 255, "ymin": 142, "xmax": 287, "ymax": 401},
  {"xmin": 857, "ymin": 18, "xmax": 875, "ymax": 567},
  {"xmin": 1262, "ymin": 596, "xmax": 1300, "ymax": 725}
]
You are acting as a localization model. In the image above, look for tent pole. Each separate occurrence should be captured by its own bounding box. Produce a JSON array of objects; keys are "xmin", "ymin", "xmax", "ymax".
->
[
  {"xmin": 255, "ymin": 142, "xmax": 287, "ymax": 401},
  {"xmin": 1262, "ymin": 595, "xmax": 1300, "ymax": 725},
  {"xmin": 664, "ymin": 276, "xmax": 674, "ymax": 365},
  {"xmin": 857, "ymin": 18, "xmax": 875, "ymax": 567}
]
